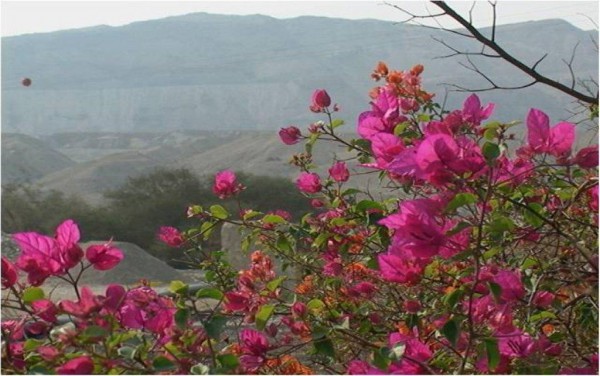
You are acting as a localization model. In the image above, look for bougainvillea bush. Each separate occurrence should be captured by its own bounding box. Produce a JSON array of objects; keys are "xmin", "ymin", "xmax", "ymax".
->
[{"xmin": 2, "ymin": 63, "xmax": 598, "ymax": 374}]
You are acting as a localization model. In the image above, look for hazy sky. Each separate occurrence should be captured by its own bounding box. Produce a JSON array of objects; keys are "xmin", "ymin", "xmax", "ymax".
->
[{"xmin": 2, "ymin": 1, "xmax": 599, "ymax": 37}]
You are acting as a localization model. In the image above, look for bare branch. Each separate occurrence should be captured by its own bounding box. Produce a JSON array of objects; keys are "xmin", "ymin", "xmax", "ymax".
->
[
  {"xmin": 447, "ymin": 56, "xmax": 537, "ymax": 92},
  {"xmin": 531, "ymin": 53, "xmax": 548, "ymax": 72},
  {"xmin": 468, "ymin": 1, "xmax": 477, "ymax": 25},
  {"xmin": 562, "ymin": 41, "xmax": 580, "ymax": 90},
  {"xmin": 489, "ymin": 0, "xmax": 497, "ymax": 42},
  {"xmin": 577, "ymin": 12, "xmax": 599, "ymax": 29},
  {"xmin": 431, "ymin": 36, "xmax": 500, "ymax": 59},
  {"xmin": 383, "ymin": 1, "xmax": 473, "ymax": 38},
  {"xmin": 428, "ymin": 1, "xmax": 598, "ymax": 105}
]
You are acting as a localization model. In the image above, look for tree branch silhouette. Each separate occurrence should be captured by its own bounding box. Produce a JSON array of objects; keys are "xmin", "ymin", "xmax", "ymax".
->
[{"xmin": 386, "ymin": 1, "xmax": 599, "ymax": 106}]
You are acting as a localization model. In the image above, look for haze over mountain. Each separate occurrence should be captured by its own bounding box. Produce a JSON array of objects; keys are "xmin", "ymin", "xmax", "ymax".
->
[
  {"xmin": 1, "ymin": 13, "xmax": 598, "ymax": 205},
  {"xmin": 2, "ymin": 13, "xmax": 598, "ymax": 135}
]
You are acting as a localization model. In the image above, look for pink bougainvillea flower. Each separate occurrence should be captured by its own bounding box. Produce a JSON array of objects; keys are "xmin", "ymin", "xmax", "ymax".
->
[
  {"xmin": 240, "ymin": 328, "xmax": 270, "ymax": 355},
  {"xmin": 37, "ymin": 345, "xmax": 60, "ymax": 362},
  {"xmin": 56, "ymin": 355, "xmax": 94, "ymax": 375},
  {"xmin": 59, "ymin": 286, "xmax": 102, "ymax": 318},
  {"xmin": 291, "ymin": 302, "xmax": 307, "ymax": 318},
  {"xmin": 346, "ymin": 360, "xmax": 385, "ymax": 375},
  {"xmin": 157, "ymin": 226, "xmax": 184, "ymax": 247},
  {"xmin": 32, "ymin": 299, "xmax": 59, "ymax": 323},
  {"xmin": 279, "ymin": 126, "xmax": 302, "ymax": 145},
  {"xmin": 296, "ymin": 172, "xmax": 322, "ymax": 194},
  {"xmin": 492, "ymin": 269, "xmax": 525, "ymax": 302},
  {"xmin": 239, "ymin": 328, "xmax": 270, "ymax": 372},
  {"xmin": 55, "ymin": 219, "xmax": 84, "ymax": 270},
  {"xmin": 85, "ymin": 242, "xmax": 123, "ymax": 271},
  {"xmin": 574, "ymin": 145, "xmax": 599, "ymax": 169},
  {"xmin": 532, "ymin": 291, "xmax": 555, "ymax": 308},
  {"xmin": 526, "ymin": 108, "xmax": 575, "ymax": 157},
  {"xmin": 1, "ymin": 256, "xmax": 18, "ymax": 289},
  {"xmin": 357, "ymin": 87, "xmax": 405, "ymax": 139},
  {"xmin": 329, "ymin": 161, "xmax": 349, "ymax": 182},
  {"xmin": 388, "ymin": 333, "xmax": 433, "ymax": 374},
  {"xmin": 403, "ymin": 300, "xmax": 422, "ymax": 313},
  {"xmin": 13, "ymin": 231, "xmax": 64, "ymax": 286},
  {"xmin": 310, "ymin": 89, "xmax": 331, "ymax": 112},
  {"xmin": 461, "ymin": 93, "xmax": 495, "ymax": 126},
  {"xmin": 103, "ymin": 284, "xmax": 127, "ymax": 312},
  {"xmin": 378, "ymin": 248, "xmax": 427, "ymax": 285},
  {"xmin": 213, "ymin": 170, "xmax": 244, "ymax": 199},
  {"xmin": 119, "ymin": 286, "xmax": 175, "ymax": 337},
  {"xmin": 12, "ymin": 219, "xmax": 90, "ymax": 285},
  {"xmin": 493, "ymin": 156, "xmax": 535, "ymax": 186},
  {"xmin": 379, "ymin": 198, "xmax": 448, "ymax": 258},
  {"xmin": 475, "ymin": 353, "xmax": 512, "ymax": 374},
  {"xmin": 497, "ymin": 330, "xmax": 536, "ymax": 358},
  {"xmin": 369, "ymin": 132, "xmax": 405, "ymax": 169}
]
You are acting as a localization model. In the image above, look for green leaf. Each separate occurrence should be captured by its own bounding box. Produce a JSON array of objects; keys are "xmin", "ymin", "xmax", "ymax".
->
[
  {"xmin": 23, "ymin": 339, "xmax": 44, "ymax": 352},
  {"xmin": 331, "ymin": 119, "xmax": 344, "ymax": 129},
  {"xmin": 23, "ymin": 287, "xmax": 45, "ymax": 304},
  {"xmin": 263, "ymin": 214, "xmax": 286, "ymax": 224},
  {"xmin": 190, "ymin": 363, "xmax": 210, "ymax": 375},
  {"xmin": 200, "ymin": 221, "xmax": 215, "ymax": 240},
  {"xmin": 521, "ymin": 257, "xmax": 539, "ymax": 269},
  {"xmin": 169, "ymin": 280, "xmax": 188, "ymax": 294},
  {"xmin": 441, "ymin": 318, "xmax": 460, "ymax": 347},
  {"xmin": 255, "ymin": 304, "xmax": 275, "ymax": 330},
  {"xmin": 243, "ymin": 210, "xmax": 262, "ymax": 220},
  {"xmin": 356, "ymin": 200, "xmax": 385, "ymax": 213},
  {"xmin": 153, "ymin": 356, "xmax": 176, "ymax": 372},
  {"xmin": 483, "ymin": 121, "xmax": 502, "ymax": 130},
  {"xmin": 523, "ymin": 203, "xmax": 545, "ymax": 227},
  {"xmin": 276, "ymin": 236, "xmax": 293, "ymax": 252},
  {"xmin": 217, "ymin": 354, "xmax": 240, "ymax": 369},
  {"xmin": 483, "ymin": 338, "xmax": 500, "ymax": 371},
  {"xmin": 446, "ymin": 193, "xmax": 478, "ymax": 213},
  {"xmin": 443, "ymin": 289, "xmax": 463, "ymax": 309},
  {"xmin": 389, "ymin": 343, "xmax": 406, "ymax": 361},
  {"xmin": 446, "ymin": 221, "xmax": 471, "ymax": 236},
  {"xmin": 487, "ymin": 282, "xmax": 503, "ymax": 302},
  {"xmin": 82, "ymin": 325, "xmax": 109, "ymax": 339},
  {"xmin": 195, "ymin": 287, "xmax": 224, "ymax": 300},
  {"xmin": 204, "ymin": 315, "xmax": 228, "ymax": 339},
  {"xmin": 530, "ymin": 311, "xmax": 556, "ymax": 322},
  {"xmin": 342, "ymin": 188, "xmax": 362, "ymax": 196},
  {"xmin": 483, "ymin": 128, "xmax": 498, "ymax": 141},
  {"xmin": 307, "ymin": 298, "xmax": 326, "ymax": 314},
  {"xmin": 488, "ymin": 215, "xmax": 515, "ymax": 233},
  {"xmin": 27, "ymin": 365, "xmax": 52, "ymax": 375},
  {"xmin": 314, "ymin": 337, "xmax": 335, "ymax": 358},
  {"xmin": 187, "ymin": 205, "xmax": 203, "ymax": 217},
  {"xmin": 118, "ymin": 346, "xmax": 136, "ymax": 359},
  {"xmin": 373, "ymin": 347, "xmax": 391, "ymax": 370},
  {"xmin": 209, "ymin": 204, "xmax": 229, "ymax": 219},
  {"xmin": 266, "ymin": 276, "xmax": 286, "ymax": 292},
  {"xmin": 393, "ymin": 122, "xmax": 408, "ymax": 136},
  {"xmin": 482, "ymin": 142, "xmax": 501, "ymax": 161},
  {"xmin": 313, "ymin": 233, "xmax": 330, "ymax": 248},
  {"xmin": 175, "ymin": 309, "xmax": 189, "ymax": 329}
]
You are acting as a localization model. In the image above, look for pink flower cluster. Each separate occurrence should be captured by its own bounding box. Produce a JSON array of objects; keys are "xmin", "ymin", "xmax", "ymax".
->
[
  {"xmin": 223, "ymin": 251, "xmax": 279, "ymax": 322},
  {"xmin": 7, "ymin": 220, "xmax": 123, "ymax": 286},
  {"xmin": 213, "ymin": 170, "xmax": 245, "ymax": 199}
]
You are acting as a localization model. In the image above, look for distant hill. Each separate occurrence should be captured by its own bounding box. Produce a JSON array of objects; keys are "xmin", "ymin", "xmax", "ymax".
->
[
  {"xmin": 1, "ymin": 133, "xmax": 75, "ymax": 183},
  {"xmin": 2, "ymin": 14, "xmax": 597, "ymax": 135},
  {"xmin": 31, "ymin": 130, "xmax": 385, "ymax": 204}
]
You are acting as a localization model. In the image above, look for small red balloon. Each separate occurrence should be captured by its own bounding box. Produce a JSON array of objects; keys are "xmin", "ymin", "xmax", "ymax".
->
[{"xmin": 21, "ymin": 78, "xmax": 32, "ymax": 87}]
